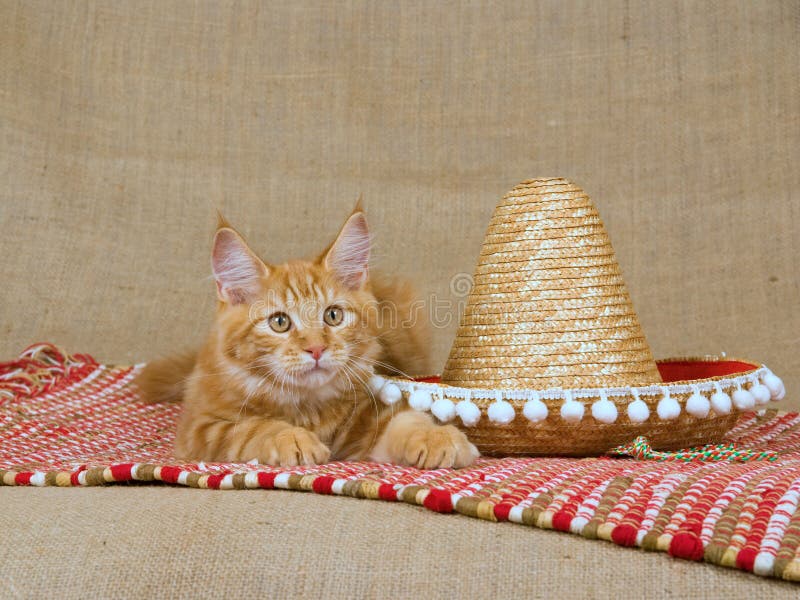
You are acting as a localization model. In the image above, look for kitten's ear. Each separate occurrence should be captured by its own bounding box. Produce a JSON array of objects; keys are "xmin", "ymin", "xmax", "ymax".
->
[
  {"xmin": 322, "ymin": 208, "xmax": 370, "ymax": 290},
  {"xmin": 211, "ymin": 226, "xmax": 268, "ymax": 305}
]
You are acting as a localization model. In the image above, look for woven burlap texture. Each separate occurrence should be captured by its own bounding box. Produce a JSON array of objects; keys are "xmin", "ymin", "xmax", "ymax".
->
[
  {"xmin": 442, "ymin": 177, "xmax": 663, "ymax": 390},
  {"xmin": 0, "ymin": 488, "xmax": 793, "ymax": 598},
  {"xmin": 0, "ymin": 1, "xmax": 798, "ymax": 596}
]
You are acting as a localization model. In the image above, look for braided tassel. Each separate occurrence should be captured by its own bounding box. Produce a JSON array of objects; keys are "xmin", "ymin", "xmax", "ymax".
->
[{"xmin": 608, "ymin": 436, "xmax": 778, "ymax": 463}]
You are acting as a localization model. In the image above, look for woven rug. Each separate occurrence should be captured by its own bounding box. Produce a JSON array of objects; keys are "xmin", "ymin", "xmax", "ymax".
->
[{"xmin": 2, "ymin": 345, "xmax": 799, "ymax": 582}]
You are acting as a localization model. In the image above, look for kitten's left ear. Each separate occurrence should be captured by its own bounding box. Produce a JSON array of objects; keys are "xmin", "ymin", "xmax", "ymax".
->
[{"xmin": 321, "ymin": 208, "xmax": 370, "ymax": 290}]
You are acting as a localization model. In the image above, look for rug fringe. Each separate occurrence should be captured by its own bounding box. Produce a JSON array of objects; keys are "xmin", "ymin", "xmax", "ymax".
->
[{"xmin": 0, "ymin": 343, "xmax": 96, "ymax": 402}]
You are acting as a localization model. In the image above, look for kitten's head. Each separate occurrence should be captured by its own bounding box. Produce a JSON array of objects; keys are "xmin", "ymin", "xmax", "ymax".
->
[{"xmin": 210, "ymin": 207, "xmax": 381, "ymax": 399}]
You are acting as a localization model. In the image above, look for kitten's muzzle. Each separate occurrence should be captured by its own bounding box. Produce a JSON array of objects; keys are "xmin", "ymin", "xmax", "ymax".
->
[{"xmin": 304, "ymin": 345, "xmax": 327, "ymax": 362}]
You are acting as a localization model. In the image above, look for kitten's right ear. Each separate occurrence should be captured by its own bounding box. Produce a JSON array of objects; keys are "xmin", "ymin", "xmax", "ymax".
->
[{"xmin": 211, "ymin": 226, "xmax": 268, "ymax": 305}]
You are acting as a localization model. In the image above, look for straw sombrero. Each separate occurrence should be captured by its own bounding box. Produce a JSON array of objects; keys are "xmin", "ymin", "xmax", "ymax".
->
[{"xmin": 368, "ymin": 178, "xmax": 786, "ymax": 456}]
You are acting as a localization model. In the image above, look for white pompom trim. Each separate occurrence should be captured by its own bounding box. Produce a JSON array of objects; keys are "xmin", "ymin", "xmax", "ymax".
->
[
  {"xmin": 408, "ymin": 388, "xmax": 433, "ymax": 412},
  {"xmin": 590, "ymin": 391, "xmax": 618, "ymax": 424},
  {"xmin": 710, "ymin": 383, "xmax": 732, "ymax": 415},
  {"xmin": 732, "ymin": 386, "xmax": 755, "ymax": 410},
  {"xmin": 455, "ymin": 399, "xmax": 482, "ymax": 426},
  {"xmin": 685, "ymin": 386, "xmax": 711, "ymax": 418},
  {"xmin": 560, "ymin": 391, "xmax": 585, "ymax": 423},
  {"xmin": 374, "ymin": 364, "xmax": 782, "ymax": 427},
  {"xmin": 656, "ymin": 390, "xmax": 681, "ymax": 420},
  {"xmin": 431, "ymin": 394, "xmax": 456, "ymax": 422},
  {"xmin": 487, "ymin": 394, "xmax": 516, "ymax": 425},
  {"xmin": 522, "ymin": 392, "xmax": 548, "ymax": 423},
  {"xmin": 627, "ymin": 392, "xmax": 650, "ymax": 423},
  {"xmin": 379, "ymin": 382, "xmax": 402, "ymax": 405},
  {"xmin": 368, "ymin": 375, "xmax": 385, "ymax": 396},
  {"xmin": 762, "ymin": 371, "xmax": 785, "ymax": 401},
  {"xmin": 750, "ymin": 383, "xmax": 771, "ymax": 406}
]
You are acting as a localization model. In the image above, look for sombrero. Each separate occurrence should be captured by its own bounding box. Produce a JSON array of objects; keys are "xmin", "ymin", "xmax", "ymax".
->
[{"xmin": 368, "ymin": 178, "xmax": 786, "ymax": 456}]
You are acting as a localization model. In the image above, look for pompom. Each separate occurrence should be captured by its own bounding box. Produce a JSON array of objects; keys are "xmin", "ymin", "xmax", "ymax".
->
[
  {"xmin": 379, "ymin": 382, "xmax": 402, "ymax": 405},
  {"xmin": 560, "ymin": 397, "xmax": 585, "ymax": 423},
  {"xmin": 685, "ymin": 390, "xmax": 710, "ymax": 418},
  {"xmin": 522, "ymin": 398, "xmax": 548, "ymax": 423},
  {"xmin": 590, "ymin": 397, "xmax": 618, "ymax": 424},
  {"xmin": 710, "ymin": 390, "xmax": 732, "ymax": 415},
  {"xmin": 732, "ymin": 388, "xmax": 755, "ymax": 410},
  {"xmin": 431, "ymin": 398, "xmax": 456, "ymax": 422},
  {"xmin": 763, "ymin": 372, "xmax": 785, "ymax": 401},
  {"xmin": 656, "ymin": 391, "xmax": 681, "ymax": 420},
  {"xmin": 368, "ymin": 375, "xmax": 385, "ymax": 396},
  {"xmin": 455, "ymin": 400, "xmax": 481, "ymax": 426},
  {"xmin": 408, "ymin": 389, "xmax": 433, "ymax": 412},
  {"xmin": 627, "ymin": 398, "xmax": 650, "ymax": 423},
  {"xmin": 773, "ymin": 385, "xmax": 786, "ymax": 402},
  {"xmin": 487, "ymin": 400, "xmax": 516, "ymax": 425},
  {"xmin": 750, "ymin": 383, "xmax": 771, "ymax": 406}
]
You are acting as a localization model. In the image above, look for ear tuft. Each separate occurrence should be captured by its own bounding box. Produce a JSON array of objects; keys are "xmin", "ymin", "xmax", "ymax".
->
[
  {"xmin": 324, "ymin": 211, "xmax": 370, "ymax": 290},
  {"xmin": 216, "ymin": 209, "xmax": 232, "ymax": 230},
  {"xmin": 353, "ymin": 193, "xmax": 364, "ymax": 214},
  {"xmin": 211, "ymin": 227, "xmax": 266, "ymax": 304}
]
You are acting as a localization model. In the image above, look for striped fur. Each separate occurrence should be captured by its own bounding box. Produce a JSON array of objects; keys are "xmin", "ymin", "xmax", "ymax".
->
[{"xmin": 136, "ymin": 207, "xmax": 477, "ymax": 468}]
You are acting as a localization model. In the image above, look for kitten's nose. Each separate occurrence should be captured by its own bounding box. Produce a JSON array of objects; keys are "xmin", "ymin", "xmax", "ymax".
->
[{"xmin": 305, "ymin": 345, "xmax": 327, "ymax": 362}]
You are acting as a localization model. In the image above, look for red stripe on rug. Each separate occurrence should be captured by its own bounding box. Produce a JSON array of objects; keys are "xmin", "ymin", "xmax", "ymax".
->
[
  {"xmin": 159, "ymin": 466, "xmax": 182, "ymax": 484},
  {"xmin": 70, "ymin": 466, "xmax": 87, "ymax": 486},
  {"xmin": 423, "ymin": 488, "xmax": 453, "ymax": 513},
  {"xmin": 312, "ymin": 476, "xmax": 336, "ymax": 495},
  {"xmin": 14, "ymin": 472, "xmax": 32, "ymax": 485},
  {"xmin": 257, "ymin": 472, "xmax": 277, "ymax": 489},
  {"xmin": 378, "ymin": 484, "xmax": 398, "ymax": 501},
  {"xmin": 110, "ymin": 464, "xmax": 134, "ymax": 481},
  {"xmin": 494, "ymin": 502, "xmax": 513, "ymax": 522}
]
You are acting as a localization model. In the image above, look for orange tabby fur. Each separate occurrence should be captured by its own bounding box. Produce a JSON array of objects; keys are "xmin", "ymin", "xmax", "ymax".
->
[{"xmin": 136, "ymin": 206, "xmax": 478, "ymax": 469}]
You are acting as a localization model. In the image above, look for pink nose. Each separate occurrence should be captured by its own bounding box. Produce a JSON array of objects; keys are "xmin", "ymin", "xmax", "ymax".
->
[{"xmin": 305, "ymin": 345, "xmax": 327, "ymax": 361}]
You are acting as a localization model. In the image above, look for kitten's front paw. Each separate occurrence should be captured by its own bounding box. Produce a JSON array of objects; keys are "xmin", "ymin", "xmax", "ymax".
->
[
  {"xmin": 402, "ymin": 425, "xmax": 479, "ymax": 469},
  {"xmin": 261, "ymin": 427, "xmax": 330, "ymax": 467}
]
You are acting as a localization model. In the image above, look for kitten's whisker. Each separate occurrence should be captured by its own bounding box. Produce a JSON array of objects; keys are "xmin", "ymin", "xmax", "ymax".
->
[
  {"xmin": 340, "ymin": 361, "xmax": 383, "ymax": 452},
  {"xmin": 231, "ymin": 376, "xmax": 263, "ymax": 436},
  {"xmin": 336, "ymin": 364, "xmax": 361, "ymax": 433},
  {"xmin": 352, "ymin": 356, "xmax": 416, "ymax": 381}
]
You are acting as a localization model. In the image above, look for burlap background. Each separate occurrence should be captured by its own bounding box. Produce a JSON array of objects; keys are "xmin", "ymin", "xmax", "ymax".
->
[
  {"xmin": 1, "ymin": 1, "xmax": 798, "ymax": 595},
  {"xmin": 1, "ymin": 487, "xmax": 798, "ymax": 599}
]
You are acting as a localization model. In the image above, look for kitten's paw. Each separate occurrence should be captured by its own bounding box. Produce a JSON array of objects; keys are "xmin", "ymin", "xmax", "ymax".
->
[
  {"xmin": 262, "ymin": 427, "xmax": 330, "ymax": 467},
  {"xmin": 401, "ymin": 425, "xmax": 479, "ymax": 469}
]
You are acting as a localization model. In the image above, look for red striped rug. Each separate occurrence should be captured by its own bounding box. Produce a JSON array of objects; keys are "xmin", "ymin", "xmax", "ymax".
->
[{"xmin": 2, "ymin": 344, "xmax": 799, "ymax": 582}]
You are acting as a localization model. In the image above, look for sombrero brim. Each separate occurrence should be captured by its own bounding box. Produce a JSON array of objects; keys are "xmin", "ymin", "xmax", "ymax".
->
[{"xmin": 369, "ymin": 357, "xmax": 785, "ymax": 456}]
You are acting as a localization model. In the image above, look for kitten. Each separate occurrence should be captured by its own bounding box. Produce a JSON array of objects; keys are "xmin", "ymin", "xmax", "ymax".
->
[{"xmin": 136, "ymin": 206, "xmax": 478, "ymax": 469}]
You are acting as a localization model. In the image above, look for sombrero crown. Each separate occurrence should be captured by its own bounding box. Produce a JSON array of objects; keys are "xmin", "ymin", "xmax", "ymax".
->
[
  {"xmin": 370, "ymin": 178, "xmax": 785, "ymax": 456},
  {"xmin": 441, "ymin": 177, "xmax": 662, "ymax": 390}
]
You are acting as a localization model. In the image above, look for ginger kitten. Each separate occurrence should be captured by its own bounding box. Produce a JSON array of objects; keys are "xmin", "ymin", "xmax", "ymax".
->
[{"xmin": 136, "ymin": 206, "xmax": 478, "ymax": 469}]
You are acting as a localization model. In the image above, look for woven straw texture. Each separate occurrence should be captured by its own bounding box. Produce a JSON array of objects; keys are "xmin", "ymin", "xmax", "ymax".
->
[
  {"xmin": 431, "ymin": 177, "xmax": 763, "ymax": 455},
  {"xmin": 442, "ymin": 177, "xmax": 662, "ymax": 390},
  {"xmin": 2, "ymin": 345, "xmax": 800, "ymax": 583}
]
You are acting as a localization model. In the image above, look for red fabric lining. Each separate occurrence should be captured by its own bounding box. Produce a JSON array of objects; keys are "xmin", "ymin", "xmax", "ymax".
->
[
  {"xmin": 414, "ymin": 360, "xmax": 757, "ymax": 386},
  {"xmin": 655, "ymin": 360, "xmax": 756, "ymax": 382}
]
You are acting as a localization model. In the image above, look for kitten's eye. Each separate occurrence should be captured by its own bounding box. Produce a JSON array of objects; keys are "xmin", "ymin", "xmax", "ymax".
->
[
  {"xmin": 324, "ymin": 305, "xmax": 344, "ymax": 327},
  {"xmin": 268, "ymin": 312, "xmax": 292, "ymax": 333}
]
